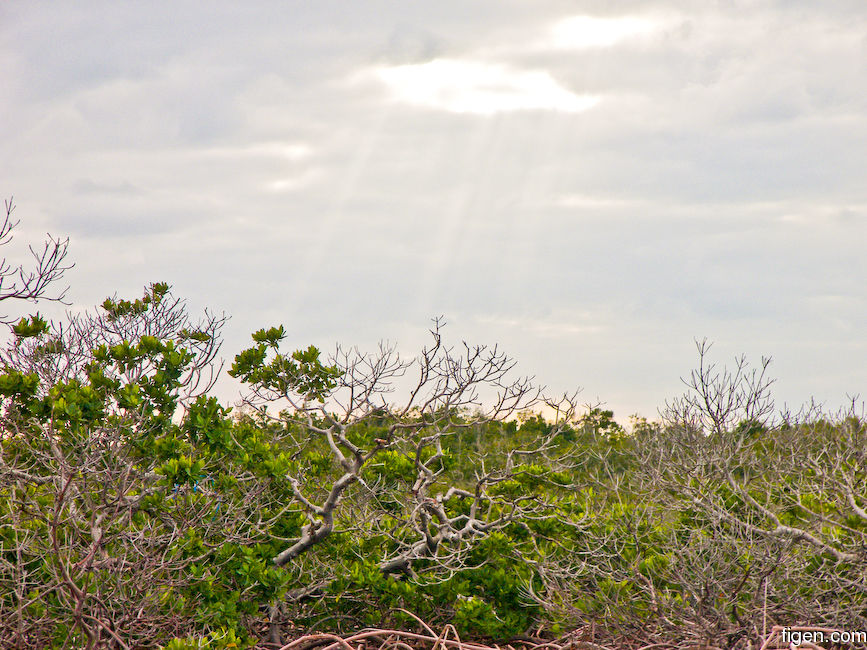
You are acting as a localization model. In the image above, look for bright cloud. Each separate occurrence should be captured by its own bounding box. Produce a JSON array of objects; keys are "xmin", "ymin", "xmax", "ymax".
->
[
  {"xmin": 548, "ymin": 15, "xmax": 664, "ymax": 48},
  {"xmin": 373, "ymin": 58, "xmax": 599, "ymax": 114}
]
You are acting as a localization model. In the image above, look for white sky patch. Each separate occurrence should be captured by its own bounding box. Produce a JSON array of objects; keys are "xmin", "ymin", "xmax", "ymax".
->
[
  {"xmin": 476, "ymin": 314, "xmax": 605, "ymax": 338},
  {"xmin": 373, "ymin": 58, "xmax": 599, "ymax": 114},
  {"xmin": 556, "ymin": 193, "xmax": 647, "ymax": 209},
  {"xmin": 547, "ymin": 15, "xmax": 665, "ymax": 49},
  {"xmin": 198, "ymin": 142, "xmax": 313, "ymax": 161},
  {"xmin": 263, "ymin": 169, "xmax": 321, "ymax": 193}
]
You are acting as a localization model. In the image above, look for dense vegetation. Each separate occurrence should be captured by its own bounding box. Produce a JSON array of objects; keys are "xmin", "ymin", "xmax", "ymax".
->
[{"xmin": 0, "ymin": 205, "xmax": 864, "ymax": 649}]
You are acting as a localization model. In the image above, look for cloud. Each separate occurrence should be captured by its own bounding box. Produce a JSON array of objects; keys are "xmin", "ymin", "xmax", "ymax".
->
[
  {"xmin": 263, "ymin": 169, "xmax": 321, "ymax": 193},
  {"xmin": 371, "ymin": 58, "xmax": 599, "ymax": 114},
  {"xmin": 72, "ymin": 179, "xmax": 142, "ymax": 197},
  {"xmin": 475, "ymin": 313, "xmax": 605, "ymax": 338},
  {"xmin": 555, "ymin": 194, "xmax": 646, "ymax": 210},
  {"xmin": 545, "ymin": 15, "xmax": 667, "ymax": 49},
  {"xmin": 2, "ymin": 2, "xmax": 866, "ymax": 420}
]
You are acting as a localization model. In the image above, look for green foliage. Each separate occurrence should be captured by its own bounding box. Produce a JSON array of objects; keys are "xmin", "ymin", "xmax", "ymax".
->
[
  {"xmin": 0, "ymin": 369, "xmax": 39, "ymax": 399},
  {"xmin": 2, "ymin": 286, "xmax": 866, "ymax": 647},
  {"xmin": 102, "ymin": 281, "xmax": 170, "ymax": 321},
  {"xmin": 11, "ymin": 313, "xmax": 49, "ymax": 338},
  {"xmin": 184, "ymin": 395, "xmax": 235, "ymax": 451},
  {"xmin": 162, "ymin": 628, "xmax": 250, "ymax": 650},
  {"xmin": 229, "ymin": 328, "xmax": 341, "ymax": 402}
]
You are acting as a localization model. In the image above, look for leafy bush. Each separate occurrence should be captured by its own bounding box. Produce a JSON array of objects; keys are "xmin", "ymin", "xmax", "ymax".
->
[{"xmin": 1, "ymin": 279, "xmax": 864, "ymax": 649}]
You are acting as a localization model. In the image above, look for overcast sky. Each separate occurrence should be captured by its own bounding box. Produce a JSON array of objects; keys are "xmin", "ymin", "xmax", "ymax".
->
[{"xmin": 1, "ymin": 1, "xmax": 865, "ymax": 421}]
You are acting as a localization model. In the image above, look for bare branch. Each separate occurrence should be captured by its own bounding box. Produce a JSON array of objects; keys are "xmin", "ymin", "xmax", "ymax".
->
[{"xmin": 0, "ymin": 197, "xmax": 74, "ymax": 321}]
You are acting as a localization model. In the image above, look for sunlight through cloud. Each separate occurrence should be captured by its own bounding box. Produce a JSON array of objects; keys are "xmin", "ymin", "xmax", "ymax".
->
[{"xmin": 373, "ymin": 58, "xmax": 599, "ymax": 115}]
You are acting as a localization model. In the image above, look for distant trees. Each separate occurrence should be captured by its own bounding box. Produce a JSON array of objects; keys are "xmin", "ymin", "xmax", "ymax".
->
[
  {"xmin": 1, "ymin": 286, "xmax": 865, "ymax": 648},
  {"xmin": 528, "ymin": 342, "xmax": 867, "ymax": 647},
  {"xmin": 635, "ymin": 342, "xmax": 867, "ymax": 634},
  {"xmin": 3, "ymin": 282, "xmax": 226, "ymax": 407},
  {"xmin": 0, "ymin": 202, "xmax": 864, "ymax": 648},
  {"xmin": 228, "ymin": 318, "xmax": 586, "ymax": 643},
  {"xmin": 0, "ymin": 284, "xmax": 231, "ymax": 647},
  {"xmin": 0, "ymin": 278, "xmax": 587, "ymax": 646}
]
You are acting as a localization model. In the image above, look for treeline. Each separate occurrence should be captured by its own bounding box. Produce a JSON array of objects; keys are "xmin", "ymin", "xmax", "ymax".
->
[{"xmin": 0, "ymin": 282, "xmax": 865, "ymax": 649}]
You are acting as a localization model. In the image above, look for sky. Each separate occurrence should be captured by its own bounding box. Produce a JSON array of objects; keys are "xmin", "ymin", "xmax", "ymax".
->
[{"xmin": 1, "ymin": 1, "xmax": 865, "ymax": 422}]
